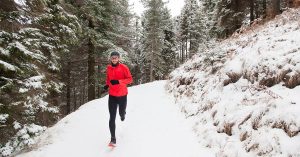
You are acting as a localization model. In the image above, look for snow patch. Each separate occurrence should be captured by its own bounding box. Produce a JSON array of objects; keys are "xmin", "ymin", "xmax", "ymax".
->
[
  {"xmin": 24, "ymin": 75, "xmax": 44, "ymax": 89},
  {"xmin": 0, "ymin": 47, "xmax": 9, "ymax": 56},
  {"xmin": 0, "ymin": 114, "xmax": 9, "ymax": 124},
  {"xmin": 14, "ymin": 0, "xmax": 27, "ymax": 6},
  {"xmin": 0, "ymin": 60, "xmax": 17, "ymax": 71}
]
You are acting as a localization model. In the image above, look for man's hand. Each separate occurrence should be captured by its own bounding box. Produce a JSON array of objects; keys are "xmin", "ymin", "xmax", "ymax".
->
[
  {"xmin": 100, "ymin": 85, "xmax": 109, "ymax": 95},
  {"xmin": 103, "ymin": 85, "xmax": 109, "ymax": 90},
  {"xmin": 110, "ymin": 80, "xmax": 119, "ymax": 85}
]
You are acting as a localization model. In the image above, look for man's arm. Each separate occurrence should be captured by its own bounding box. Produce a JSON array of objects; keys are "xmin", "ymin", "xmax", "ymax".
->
[
  {"xmin": 106, "ymin": 67, "xmax": 110, "ymax": 86},
  {"xmin": 119, "ymin": 65, "xmax": 133, "ymax": 85}
]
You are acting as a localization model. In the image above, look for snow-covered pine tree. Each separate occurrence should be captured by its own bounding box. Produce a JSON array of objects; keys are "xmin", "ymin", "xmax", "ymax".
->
[
  {"xmin": 0, "ymin": 0, "xmax": 80, "ymax": 155},
  {"xmin": 214, "ymin": 0, "xmax": 248, "ymax": 38},
  {"xmin": 201, "ymin": 0, "xmax": 220, "ymax": 38},
  {"xmin": 173, "ymin": 16, "xmax": 183, "ymax": 63},
  {"xmin": 141, "ymin": 0, "xmax": 166, "ymax": 81},
  {"xmin": 139, "ymin": 16, "xmax": 150, "ymax": 82},
  {"xmin": 187, "ymin": 0, "xmax": 198, "ymax": 58},
  {"xmin": 64, "ymin": 0, "xmax": 136, "ymax": 104},
  {"xmin": 187, "ymin": 0, "xmax": 206, "ymax": 58},
  {"xmin": 130, "ymin": 16, "xmax": 144, "ymax": 84},
  {"xmin": 201, "ymin": 0, "xmax": 286, "ymax": 38},
  {"xmin": 178, "ymin": 0, "xmax": 207, "ymax": 59},
  {"xmin": 110, "ymin": 0, "xmax": 135, "ymax": 79},
  {"xmin": 160, "ymin": 7, "xmax": 177, "ymax": 78},
  {"xmin": 178, "ymin": 2, "xmax": 189, "ymax": 62},
  {"xmin": 112, "ymin": 0, "xmax": 134, "ymax": 53},
  {"xmin": 65, "ymin": 0, "xmax": 116, "ymax": 103},
  {"xmin": 201, "ymin": 0, "xmax": 248, "ymax": 38}
]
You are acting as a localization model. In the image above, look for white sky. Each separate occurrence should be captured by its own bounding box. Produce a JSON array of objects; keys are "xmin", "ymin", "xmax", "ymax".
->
[{"xmin": 129, "ymin": 0, "xmax": 185, "ymax": 17}]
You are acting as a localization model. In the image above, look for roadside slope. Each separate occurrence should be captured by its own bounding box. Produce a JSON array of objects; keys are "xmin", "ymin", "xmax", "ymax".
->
[{"xmin": 167, "ymin": 8, "xmax": 300, "ymax": 157}]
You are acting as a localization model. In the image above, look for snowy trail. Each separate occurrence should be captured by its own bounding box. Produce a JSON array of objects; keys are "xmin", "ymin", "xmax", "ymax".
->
[{"xmin": 17, "ymin": 81, "xmax": 213, "ymax": 157}]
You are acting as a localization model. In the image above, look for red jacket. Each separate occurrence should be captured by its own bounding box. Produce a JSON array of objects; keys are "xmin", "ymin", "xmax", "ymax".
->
[{"xmin": 106, "ymin": 63, "xmax": 133, "ymax": 97}]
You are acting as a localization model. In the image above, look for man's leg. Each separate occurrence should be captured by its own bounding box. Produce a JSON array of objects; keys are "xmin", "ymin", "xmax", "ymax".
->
[
  {"xmin": 108, "ymin": 95, "xmax": 118, "ymax": 140},
  {"xmin": 118, "ymin": 95, "xmax": 127, "ymax": 121}
]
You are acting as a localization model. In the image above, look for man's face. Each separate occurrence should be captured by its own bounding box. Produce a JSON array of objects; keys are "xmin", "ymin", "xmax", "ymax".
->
[{"xmin": 110, "ymin": 56, "xmax": 120, "ymax": 65}]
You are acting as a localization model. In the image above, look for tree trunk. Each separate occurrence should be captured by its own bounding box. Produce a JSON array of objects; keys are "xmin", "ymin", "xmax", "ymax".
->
[
  {"xmin": 97, "ymin": 63, "xmax": 101, "ymax": 98},
  {"xmin": 267, "ymin": 0, "xmax": 281, "ymax": 18},
  {"xmin": 232, "ymin": 0, "xmax": 241, "ymax": 31},
  {"xmin": 0, "ymin": 0, "xmax": 19, "ymax": 32},
  {"xmin": 181, "ymin": 42, "xmax": 184, "ymax": 63},
  {"xmin": 73, "ymin": 87, "xmax": 77, "ymax": 110},
  {"xmin": 87, "ymin": 37, "xmax": 95, "ymax": 101},
  {"xmin": 87, "ymin": 18, "xmax": 95, "ymax": 101},
  {"xmin": 82, "ymin": 78, "xmax": 86, "ymax": 103},
  {"xmin": 263, "ymin": 0, "xmax": 267, "ymax": 18},
  {"xmin": 66, "ymin": 62, "xmax": 71, "ymax": 114},
  {"xmin": 185, "ymin": 38, "xmax": 188, "ymax": 60},
  {"xmin": 134, "ymin": 63, "xmax": 139, "ymax": 84},
  {"xmin": 250, "ymin": 0, "xmax": 255, "ymax": 24},
  {"xmin": 80, "ymin": 80, "xmax": 84, "ymax": 105},
  {"xmin": 150, "ymin": 43, "xmax": 154, "ymax": 82},
  {"xmin": 255, "ymin": 1, "xmax": 259, "ymax": 19},
  {"xmin": 271, "ymin": 0, "xmax": 281, "ymax": 17},
  {"xmin": 189, "ymin": 34, "xmax": 192, "ymax": 58}
]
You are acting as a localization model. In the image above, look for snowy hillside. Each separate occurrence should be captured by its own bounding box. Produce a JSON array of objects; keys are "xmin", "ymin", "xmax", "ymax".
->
[
  {"xmin": 167, "ymin": 8, "xmax": 300, "ymax": 157},
  {"xmin": 15, "ymin": 81, "xmax": 214, "ymax": 157}
]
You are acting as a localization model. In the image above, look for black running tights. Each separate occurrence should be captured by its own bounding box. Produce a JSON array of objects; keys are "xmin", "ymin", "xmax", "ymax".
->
[{"xmin": 108, "ymin": 95, "xmax": 127, "ymax": 138}]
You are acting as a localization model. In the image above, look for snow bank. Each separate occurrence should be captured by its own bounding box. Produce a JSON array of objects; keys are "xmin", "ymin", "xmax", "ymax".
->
[{"xmin": 167, "ymin": 8, "xmax": 300, "ymax": 157}]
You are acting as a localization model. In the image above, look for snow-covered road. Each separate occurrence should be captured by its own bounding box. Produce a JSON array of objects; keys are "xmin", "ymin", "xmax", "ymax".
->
[{"xmin": 17, "ymin": 81, "xmax": 214, "ymax": 157}]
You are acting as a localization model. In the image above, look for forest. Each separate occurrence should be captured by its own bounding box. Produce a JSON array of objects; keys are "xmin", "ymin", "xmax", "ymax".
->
[{"xmin": 1, "ymin": 0, "xmax": 299, "ymax": 156}]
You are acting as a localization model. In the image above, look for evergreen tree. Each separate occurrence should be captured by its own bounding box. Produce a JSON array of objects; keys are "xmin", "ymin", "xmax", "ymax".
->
[
  {"xmin": 178, "ymin": 0, "xmax": 207, "ymax": 60},
  {"xmin": 0, "ymin": 0, "xmax": 80, "ymax": 155},
  {"xmin": 141, "ymin": 0, "xmax": 166, "ymax": 81},
  {"xmin": 65, "ymin": 0, "xmax": 116, "ymax": 103},
  {"xmin": 111, "ymin": 0, "xmax": 136, "ymax": 80},
  {"xmin": 51, "ymin": 0, "xmax": 136, "ymax": 117},
  {"xmin": 179, "ymin": 2, "xmax": 189, "ymax": 62},
  {"xmin": 161, "ymin": 7, "xmax": 177, "ymax": 78},
  {"xmin": 130, "ymin": 16, "xmax": 144, "ymax": 84}
]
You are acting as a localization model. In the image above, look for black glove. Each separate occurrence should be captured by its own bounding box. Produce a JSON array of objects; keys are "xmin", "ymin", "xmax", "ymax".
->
[
  {"xmin": 103, "ymin": 85, "xmax": 109, "ymax": 91},
  {"xmin": 110, "ymin": 80, "xmax": 119, "ymax": 85},
  {"xmin": 100, "ymin": 85, "xmax": 109, "ymax": 95}
]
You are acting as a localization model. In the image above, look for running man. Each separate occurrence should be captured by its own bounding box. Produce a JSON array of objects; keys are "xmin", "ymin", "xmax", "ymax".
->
[{"xmin": 103, "ymin": 51, "xmax": 133, "ymax": 147}]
